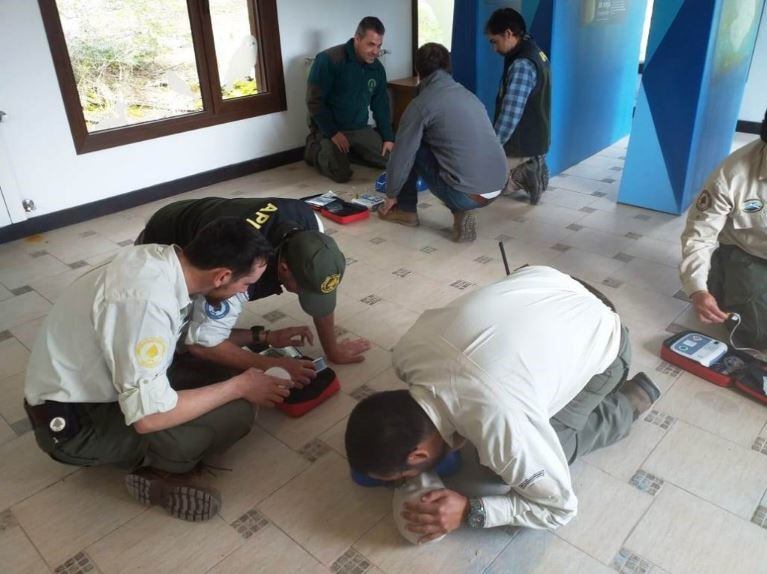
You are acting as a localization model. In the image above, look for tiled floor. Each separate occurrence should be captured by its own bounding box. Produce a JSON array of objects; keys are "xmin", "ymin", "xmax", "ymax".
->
[{"xmin": 1, "ymin": 133, "xmax": 766, "ymax": 573}]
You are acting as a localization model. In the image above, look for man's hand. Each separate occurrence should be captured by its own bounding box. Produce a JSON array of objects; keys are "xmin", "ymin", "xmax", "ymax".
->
[
  {"xmin": 327, "ymin": 337, "xmax": 371, "ymax": 364},
  {"xmin": 402, "ymin": 489, "xmax": 469, "ymax": 543},
  {"xmin": 331, "ymin": 132, "xmax": 350, "ymax": 154},
  {"xmin": 380, "ymin": 197, "xmax": 397, "ymax": 216},
  {"xmin": 272, "ymin": 356, "xmax": 316, "ymax": 386},
  {"xmin": 234, "ymin": 367, "xmax": 293, "ymax": 407},
  {"xmin": 381, "ymin": 141, "xmax": 394, "ymax": 156},
  {"xmin": 691, "ymin": 291, "xmax": 728, "ymax": 324},
  {"xmin": 267, "ymin": 326, "xmax": 314, "ymax": 348}
]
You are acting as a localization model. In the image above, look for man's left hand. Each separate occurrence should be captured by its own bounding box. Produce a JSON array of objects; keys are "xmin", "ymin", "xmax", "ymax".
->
[
  {"xmin": 402, "ymin": 489, "xmax": 469, "ymax": 543},
  {"xmin": 381, "ymin": 141, "xmax": 394, "ymax": 156},
  {"xmin": 267, "ymin": 326, "xmax": 314, "ymax": 348},
  {"xmin": 328, "ymin": 337, "xmax": 372, "ymax": 364}
]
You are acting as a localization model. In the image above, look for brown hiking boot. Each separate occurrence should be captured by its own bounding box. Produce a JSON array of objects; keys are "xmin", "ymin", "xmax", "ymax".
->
[
  {"xmin": 378, "ymin": 207, "xmax": 420, "ymax": 227},
  {"xmin": 452, "ymin": 211, "xmax": 477, "ymax": 242},
  {"xmin": 125, "ymin": 466, "xmax": 222, "ymax": 522},
  {"xmin": 620, "ymin": 372, "xmax": 661, "ymax": 421}
]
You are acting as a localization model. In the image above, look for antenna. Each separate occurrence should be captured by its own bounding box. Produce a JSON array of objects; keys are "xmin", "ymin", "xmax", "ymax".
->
[{"xmin": 498, "ymin": 241, "xmax": 511, "ymax": 276}]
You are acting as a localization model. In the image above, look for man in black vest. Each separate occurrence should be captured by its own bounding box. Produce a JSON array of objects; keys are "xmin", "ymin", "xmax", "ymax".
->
[
  {"xmin": 486, "ymin": 8, "xmax": 551, "ymax": 205},
  {"xmin": 138, "ymin": 198, "xmax": 371, "ymax": 382}
]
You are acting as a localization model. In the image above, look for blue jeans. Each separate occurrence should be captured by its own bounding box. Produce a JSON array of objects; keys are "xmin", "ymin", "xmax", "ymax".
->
[{"xmin": 397, "ymin": 145, "xmax": 485, "ymax": 213}]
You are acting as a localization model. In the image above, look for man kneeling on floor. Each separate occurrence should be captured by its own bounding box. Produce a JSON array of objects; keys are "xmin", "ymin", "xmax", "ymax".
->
[
  {"xmin": 345, "ymin": 266, "xmax": 660, "ymax": 541},
  {"xmin": 378, "ymin": 43, "xmax": 508, "ymax": 242},
  {"xmin": 24, "ymin": 218, "xmax": 291, "ymax": 521}
]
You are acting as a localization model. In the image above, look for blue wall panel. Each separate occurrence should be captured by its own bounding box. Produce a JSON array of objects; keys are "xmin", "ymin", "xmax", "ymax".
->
[{"xmin": 619, "ymin": 0, "xmax": 765, "ymax": 214}]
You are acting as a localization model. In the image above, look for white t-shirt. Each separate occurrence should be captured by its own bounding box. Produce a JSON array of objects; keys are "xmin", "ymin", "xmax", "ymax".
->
[{"xmin": 392, "ymin": 266, "xmax": 622, "ymax": 530}]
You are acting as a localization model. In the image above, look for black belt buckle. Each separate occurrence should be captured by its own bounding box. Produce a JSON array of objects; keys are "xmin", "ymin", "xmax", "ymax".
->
[{"xmin": 44, "ymin": 402, "xmax": 82, "ymax": 444}]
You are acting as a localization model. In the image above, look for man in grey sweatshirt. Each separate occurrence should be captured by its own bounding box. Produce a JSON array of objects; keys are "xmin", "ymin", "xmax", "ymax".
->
[{"xmin": 379, "ymin": 43, "xmax": 508, "ymax": 242}]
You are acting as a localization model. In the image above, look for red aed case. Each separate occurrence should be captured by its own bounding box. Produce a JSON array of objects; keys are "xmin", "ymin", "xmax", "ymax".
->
[
  {"xmin": 661, "ymin": 331, "xmax": 767, "ymax": 405},
  {"xmin": 276, "ymin": 362, "xmax": 341, "ymax": 418},
  {"xmin": 302, "ymin": 194, "xmax": 370, "ymax": 224}
]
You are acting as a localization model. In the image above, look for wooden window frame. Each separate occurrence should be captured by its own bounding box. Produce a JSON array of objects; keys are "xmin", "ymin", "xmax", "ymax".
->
[{"xmin": 38, "ymin": 0, "xmax": 286, "ymax": 154}]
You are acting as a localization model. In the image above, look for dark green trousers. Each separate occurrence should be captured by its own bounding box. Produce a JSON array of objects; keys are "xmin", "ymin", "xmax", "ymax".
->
[
  {"xmin": 304, "ymin": 127, "xmax": 387, "ymax": 183},
  {"xmin": 709, "ymin": 243, "xmax": 767, "ymax": 349},
  {"xmin": 31, "ymin": 356, "xmax": 255, "ymax": 474}
]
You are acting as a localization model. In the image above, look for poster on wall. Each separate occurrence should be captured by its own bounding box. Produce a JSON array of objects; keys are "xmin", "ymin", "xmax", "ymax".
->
[{"xmin": 582, "ymin": 0, "xmax": 628, "ymax": 25}]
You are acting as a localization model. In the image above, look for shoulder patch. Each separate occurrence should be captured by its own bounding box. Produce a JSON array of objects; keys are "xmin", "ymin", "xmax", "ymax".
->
[
  {"xmin": 135, "ymin": 337, "xmax": 167, "ymax": 369},
  {"xmin": 742, "ymin": 198, "xmax": 764, "ymax": 213},
  {"xmin": 321, "ymin": 274, "xmax": 341, "ymax": 294},
  {"xmin": 205, "ymin": 300, "xmax": 231, "ymax": 320},
  {"xmin": 695, "ymin": 190, "xmax": 713, "ymax": 211}
]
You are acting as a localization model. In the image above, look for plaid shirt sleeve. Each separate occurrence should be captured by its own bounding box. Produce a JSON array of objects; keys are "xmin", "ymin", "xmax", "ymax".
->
[{"xmin": 494, "ymin": 58, "xmax": 537, "ymax": 147}]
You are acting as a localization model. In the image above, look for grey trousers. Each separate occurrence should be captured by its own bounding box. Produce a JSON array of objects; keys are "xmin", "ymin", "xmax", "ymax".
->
[
  {"xmin": 444, "ymin": 325, "xmax": 634, "ymax": 497},
  {"xmin": 305, "ymin": 127, "xmax": 387, "ymax": 183},
  {"xmin": 30, "ymin": 356, "xmax": 255, "ymax": 474}
]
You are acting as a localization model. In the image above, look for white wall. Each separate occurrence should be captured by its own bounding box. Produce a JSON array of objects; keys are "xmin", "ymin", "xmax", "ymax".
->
[
  {"xmin": 739, "ymin": 4, "xmax": 767, "ymax": 122},
  {"xmin": 0, "ymin": 1, "xmax": 411, "ymax": 222}
]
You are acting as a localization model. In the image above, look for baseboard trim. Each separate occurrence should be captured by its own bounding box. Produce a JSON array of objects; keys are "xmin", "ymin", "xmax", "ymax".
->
[
  {"xmin": 737, "ymin": 120, "xmax": 761, "ymax": 135},
  {"xmin": 0, "ymin": 146, "xmax": 304, "ymax": 244}
]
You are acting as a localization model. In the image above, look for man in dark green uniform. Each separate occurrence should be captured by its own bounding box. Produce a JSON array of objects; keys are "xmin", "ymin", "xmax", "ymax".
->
[
  {"xmin": 304, "ymin": 16, "xmax": 395, "ymax": 183},
  {"xmin": 486, "ymin": 8, "xmax": 551, "ymax": 205},
  {"xmin": 139, "ymin": 198, "xmax": 371, "ymax": 375}
]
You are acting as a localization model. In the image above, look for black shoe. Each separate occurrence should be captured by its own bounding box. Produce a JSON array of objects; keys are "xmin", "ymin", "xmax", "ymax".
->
[{"xmin": 621, "ymin": 372, "xmax": 661, "ymax": 421}]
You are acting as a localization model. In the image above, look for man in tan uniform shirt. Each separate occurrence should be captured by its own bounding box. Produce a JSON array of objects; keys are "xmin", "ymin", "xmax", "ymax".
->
[{"xmin": 680, "ymin": 109, "xmax": 767, "ymax": 348}]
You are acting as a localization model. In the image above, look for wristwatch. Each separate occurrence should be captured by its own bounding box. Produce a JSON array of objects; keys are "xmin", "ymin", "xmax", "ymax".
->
[{"xmin": 466, "ymin": 497, "xmax": 486, "ymax": 529}]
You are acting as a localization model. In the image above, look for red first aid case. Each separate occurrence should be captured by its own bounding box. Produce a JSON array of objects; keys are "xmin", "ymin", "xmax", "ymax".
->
[
  {"xmin": 276, "ymin": 363, "xmax": 341, "ymax": 417},
  {"xmin": 661, "ymin": 330, "xmax": 767, "ymax": 405},
  {"xmin": 302, "ymin": 194, "xmax": 370, "ymax": 224}
]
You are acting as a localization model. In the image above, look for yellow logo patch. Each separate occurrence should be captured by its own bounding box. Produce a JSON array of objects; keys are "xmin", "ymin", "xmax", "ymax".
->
[
  {"xmin": 320, "ymin": 274, "xmax": 341, "ymax": 294},
  {"xmin": 135, "ymin": 337, "xmax": 167, "ymax": 369}
]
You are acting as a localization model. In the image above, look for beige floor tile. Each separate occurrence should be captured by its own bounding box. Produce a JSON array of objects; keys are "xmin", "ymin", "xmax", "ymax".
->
[
  {"xmin": 558, "ymin": 227, "xmax": 633, "ymax": 258},
  {"xmin": 331, "ymin": 345, "xmax": 392, "ymax": 394},
  {"xmin": 0, "ymin": 418, "xmax": 14, "ymax": 445},
  {"xmin": 317, "ymin": 418, "xmax": 348, "ymax": 458},
  {"xmin": 208, "ymin": 524, "xmax": 328, "ymax": 573},
  {"xmin": 205, "ymin": 427, "xmax": 310, "ymax": 523},
  {"xmin": 365, "ymin": 367, "xmax": 408, "ymax": 392},
  {"xmin": 556, "ymin": 462, "xmax": 653, "ymax": 564},
  {"xmin": 0, "ymin": 337, "xmax": 30, "ymax": 379},
  {"xmin": 38, "ymin": 233, "xmax": 119, "ymax": 266},
  {"xmin": 335, "ymin": 261, "xmax": 398, "ymax": 301},
  {"xmin": 379, "ymin": 272, "xmax": 456, "ymax": 314},
  {"xmin": 657, "ymin": 372, "xmax": 767, "ymax": 448},
  {"xmin": 0, "ymin": 283, "xmax": 12, "ymax": 302},
  {"xmin": 0, "ymin": 292, "xmax": 51, "ymax": 333},
  {"xmin": 87, "ymin": 509, "xmax": 242, "ymax": 574},
  {"xmin": 623, "ymin": 236, "xmax": 682, "ymax": 268},
  {"xmin": 625, "ymin": 485, "xmax": 767, "ymax": 574},
  {"xmin": 28, "ymin": 266, "xmax": 92, "ymax": 303},
  {"xmin": 522, "ymin": 202, "xmax": 586, "ymax": 227},
  {"xmin": 643, "ymin": 422, "xmax": 767, "ymax": 519},
  {"xmin": 12, "ymin": 467, "xmax": 145, "ymax": 566},
  {"xmin": 0, "ymin": 373, "xmax": 26, "ymax": 426},
  {"xmin": 580, "ymin": 418, "xmax": 670, "ymax": 482},
  {"xmin": 607, "ymin": 258, "xmax": 682, "ymax": 297},
  {"xmin": 355, "ymin": 516, "xmax": 512, "ymax": 574},
  {"xmin": 549, "ymin": 247, "xmax": 627, "ymax": 285},
  {"xmin": 541, "ymin": 188, "xmax": 600, "ymax": 211},
  {"xmin": 0, "ymin": 433, "xmax": 76, "ymax": 511},
  {"xmin": 0, "ymin": 509, "xmax": 49, "ymax": 574},
  {"xmin": 260, "ymin": 452, "xmax": 389, "ymax": 565},
  {"xmin": 486, "ymin": 529, "xmax": 614, "ymax": 574},
  {"xmin": 256, "ymin": 390, "xmax": 357, "ymax": 450},
  {"xmin": 0, "ymin": 255, "xmax": 72, "ymax": 291},
  {"xmin": 341, "ymin": 300, "xmax": 420, "ymax": 351},
  {"xmin": 609, "ymin": 283, "xmax": 689, "ymax": 332},
  {"xmin": 8, "ymin": 318, "xmax": 45, "ymax": 351}
]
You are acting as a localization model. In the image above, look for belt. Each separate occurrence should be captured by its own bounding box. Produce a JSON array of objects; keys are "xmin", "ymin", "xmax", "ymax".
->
[{"xmin": 469, "ymin": 194, "xmax": 495, "ymax": 207}]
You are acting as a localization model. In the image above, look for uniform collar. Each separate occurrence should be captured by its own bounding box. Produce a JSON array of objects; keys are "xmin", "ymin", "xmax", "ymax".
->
[
  {"xmin": 168, "ymin": 246, "xmax": 192, "ymax": 312},
  {"xmin": 345, "ymin": 37, "xmax": 376, "ymax": 68}
]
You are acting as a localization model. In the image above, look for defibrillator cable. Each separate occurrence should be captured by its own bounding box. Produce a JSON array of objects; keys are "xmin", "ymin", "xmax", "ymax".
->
[{"xmin": 726, "ymin": 313, "xmax": 767, "ymax": 362}]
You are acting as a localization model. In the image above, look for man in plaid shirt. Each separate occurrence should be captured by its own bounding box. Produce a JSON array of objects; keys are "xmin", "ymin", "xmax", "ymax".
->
[{"xmin": 486, "ymin": 9, "xmax": 551, "ymax": 205}]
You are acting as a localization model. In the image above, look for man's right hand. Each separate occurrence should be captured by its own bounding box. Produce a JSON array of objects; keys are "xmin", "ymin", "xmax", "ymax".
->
[
  {"xmin": 271, "ymin": 356, "xmax": 316, "ymax": 386},
  {"xmin": 691, "ymin": 290, "xmax": 728, "ymax": 324},
  {"xmin": 234, "ymin": 368, "xmax": 293, "ymax": 407},
  {"xmin": 331, "ymin": 132, "xmax": 350, "ymax": 154}
]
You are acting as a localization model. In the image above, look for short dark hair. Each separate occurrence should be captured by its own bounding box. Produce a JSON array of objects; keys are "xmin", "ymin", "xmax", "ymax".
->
[
  {"xmin": 415, "ymin": 43, "xmax": 451, "ymax": 79},
  {"xmin": 356, "ymin": 16, "xmax": 385, "ymax": 37},
  {"xmin": 761, "ymin": 107, "xmax": 767, "ymax": 143},
  {"xmin": 345, "ymin": 390, "xmax": 435, "ymax": 477},
  {"xmin": 184, "ymin": 217, "xmax": 273, "ymax": 279},
  {"xmin": 485, "ymin": 8, "xmax": 527, "ymax": 36}
]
